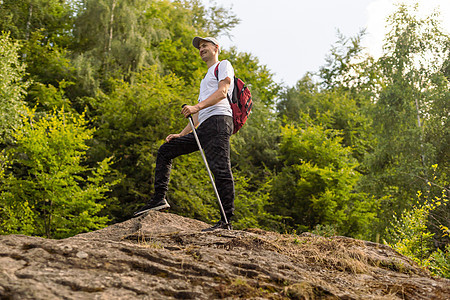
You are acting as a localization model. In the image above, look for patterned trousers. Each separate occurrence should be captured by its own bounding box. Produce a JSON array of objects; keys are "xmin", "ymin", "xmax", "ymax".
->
[{"xmin": 153, "ymin": 115, "xmax": 235, "ymax": 219}]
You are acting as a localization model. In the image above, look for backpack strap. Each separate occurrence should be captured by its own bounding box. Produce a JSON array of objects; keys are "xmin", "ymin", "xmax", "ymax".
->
[
  {"xmin": 214, "ymin": 61, "xmax": 232, "ymax": 103},
  {"xmin": 214, "ymin": 61, "xmax": 220, "ymax": 80}
]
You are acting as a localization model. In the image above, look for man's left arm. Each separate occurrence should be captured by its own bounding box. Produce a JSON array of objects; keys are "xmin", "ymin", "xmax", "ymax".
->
[{"xmin": 181, "ymin": 77, "xmax": 231, "ymax": 118}]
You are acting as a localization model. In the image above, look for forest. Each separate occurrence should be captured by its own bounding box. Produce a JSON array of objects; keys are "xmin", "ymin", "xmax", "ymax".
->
[{"xmin": 0, "ymin": 0, "xmax": 448, "ymax": 277}]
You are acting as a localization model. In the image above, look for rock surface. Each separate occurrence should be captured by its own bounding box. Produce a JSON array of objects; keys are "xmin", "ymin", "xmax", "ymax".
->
[{"xmin": 1, "ymin": 211, "xmax": 449, "ymax": 299}]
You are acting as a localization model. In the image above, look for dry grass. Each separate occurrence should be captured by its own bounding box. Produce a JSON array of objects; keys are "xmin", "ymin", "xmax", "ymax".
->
[
  {"xmin": 275, "ymin": 234, "xmax": 370, "ymax": 274},
  {"xmin": 218, "ymin": 230, "xmax": 373, "ymax": 276},
  {"xmin": 235, "ymin": 231, "xmax": 372, "ymax": 275}
]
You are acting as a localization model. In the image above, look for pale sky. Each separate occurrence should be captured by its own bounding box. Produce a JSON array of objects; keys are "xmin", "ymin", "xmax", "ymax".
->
[{"xmin": 201, "ymin": 0, "xmax": 450, "ymax": 87}]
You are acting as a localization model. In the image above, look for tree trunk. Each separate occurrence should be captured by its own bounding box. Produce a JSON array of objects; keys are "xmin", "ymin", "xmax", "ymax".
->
[
  {"xmin": 25, "ymin": 2, "xmax": 33, "ymax": 40},
  {"xmin": 104, "ymin": 0, "xmax": 116, "ymax": 78},
  {"xmin": 414, "ymin": 93, "xmax": 427, "ymax": 175}
]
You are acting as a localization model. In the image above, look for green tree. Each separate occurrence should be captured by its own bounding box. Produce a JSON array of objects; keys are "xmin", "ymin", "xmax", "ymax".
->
[
  {"xmin": 71, "ymin": 0, "xmax": 155, "ymax": 95},
  {"xmin": 90, "ymin": 67, "xmax": 193, "ymax": 221},
  {"xmin": 277, "ymin": 76, "xmax": 373, "ymax": 162},
  {"xmin": 277, "ymin": 74, "xmax": 318, "ymax": 124},
  {"xmin": 231, "ymin": 172, "xmax": 282, "ymax": 230},
  {"xmin": 271, "ymin": 122, "xmax": 375, "ymax": 237},
  {"xmin": 0, "ymin": 0, "xmax": 73, "ymax": 43},
  {"xmin": 222, "ymin": 48, "xmax": 280, "ymax": 107},
  {"xmin": 221, "ymin": 48, "xmax": 281, "ymax": 188},
  {"xmin": 318, "ymin": 29, "xmax": 367, "ymax": 91},
  {"xmin": 0, "ymin": 0, "xmax": 75, "ymax": 92},
  {"xmin": 360, "ymin": 4, "xmax": 450, "ymax": 236},
  {"xmin": 386, "ymin": 188, "xmax": 449, "ymax": 278},
  {"xmin": 184, "ymin": 0, "xmax": 239, "ymax": 38},
  {"xmin": 0, "ymin": 107, "xmax": 115, "ymax": 238},
  {"xmin": 0, "ymin": 32, "xmax": 30, "ymax": 143}
]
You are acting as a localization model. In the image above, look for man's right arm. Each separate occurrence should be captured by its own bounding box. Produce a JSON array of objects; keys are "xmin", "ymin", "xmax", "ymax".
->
[{"xmin": 181, "ymin": 78, "xmax": 231, "ymax": 118}]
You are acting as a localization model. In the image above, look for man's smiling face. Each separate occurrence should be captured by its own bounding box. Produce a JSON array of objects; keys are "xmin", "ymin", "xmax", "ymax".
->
[{"xmin": 198, "ymin": 40, "xmax": 218, "ymax": 62}]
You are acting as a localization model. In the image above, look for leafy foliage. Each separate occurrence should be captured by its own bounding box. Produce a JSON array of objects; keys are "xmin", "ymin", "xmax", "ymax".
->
[
  {"xmin": 0, "ymin": 32, "xmax": 30, "ymax": 143},
  {"xmin": 358, "ymin": 4, "xmax": 450, "ymax": 240},
  {"xmin": 318, "ymin": 29, "xmax": 366, "ymax": 90},
  {"xmin": 271, "ymin": 123, "xmax": 375, "ymax": 237},
  {"xmin": 0, "ymin": 107, "xmax": 116, "ymax": 238},
  {"xmin": 386, "ymin": 189, "xmax": 449, "ymax": 278},
  {"xmin": 278, "ymin": 76, "xmax": 373, "ymax": 161}
]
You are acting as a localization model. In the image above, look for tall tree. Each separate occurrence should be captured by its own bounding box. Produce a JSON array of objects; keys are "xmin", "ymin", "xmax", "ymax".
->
[
  {"xmin": 0, "ymin": 0, "xmax": 73, "ymax": 44},
  {"xmin": 360, "ymin": 4, "xmax": 450, "ymax": 236},
  {"xmin": 0, "ymin": 0, "xmax": 74, "ymax": 95},
  {"xmin": 72, "ymin": 0, "xmax": 166, "ymax": 85},
  {"xmin": 181, "ymin": 0, "xmax": 239, "ymax": 39},
  {"xmin": 0, "ymin": 33, "xmax": 30, "ymax": 144}
]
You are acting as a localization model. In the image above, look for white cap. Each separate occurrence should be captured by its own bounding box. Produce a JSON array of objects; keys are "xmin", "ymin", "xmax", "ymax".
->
[{"xmin": 192, "ymin": 36, "xmax": 219, "ymax": 49}]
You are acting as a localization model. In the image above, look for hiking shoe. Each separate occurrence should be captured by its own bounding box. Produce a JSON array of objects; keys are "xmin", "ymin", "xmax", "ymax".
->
[
  {"xmin": 201, "ymin": 220, "xmax": 232, "ymax": 232},
  {"xmin": 133, "ymin": 198, "xmax": 170, "ymax": 217}
]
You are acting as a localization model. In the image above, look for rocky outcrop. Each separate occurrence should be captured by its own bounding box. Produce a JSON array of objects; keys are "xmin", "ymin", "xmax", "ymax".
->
[{"xmin": 1, "ymin": 211, "xmax": 449, "ymax": 299}]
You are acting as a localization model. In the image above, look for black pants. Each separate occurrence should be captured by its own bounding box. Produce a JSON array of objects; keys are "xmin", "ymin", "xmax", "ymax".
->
[{"xmin": 154, "ymin": 115, "xmax": 235, "ymax": 220}]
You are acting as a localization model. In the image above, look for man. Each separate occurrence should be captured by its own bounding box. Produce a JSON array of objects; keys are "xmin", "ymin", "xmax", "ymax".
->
[{"xmin": 133, "ymin": 36, "xmax": 235, "ymax": 231}]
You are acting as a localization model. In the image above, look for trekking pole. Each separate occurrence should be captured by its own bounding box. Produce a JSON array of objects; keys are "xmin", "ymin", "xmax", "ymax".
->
[{"xmin": 182, "ymin": 104, "xmax": 230, "ymax": 230}]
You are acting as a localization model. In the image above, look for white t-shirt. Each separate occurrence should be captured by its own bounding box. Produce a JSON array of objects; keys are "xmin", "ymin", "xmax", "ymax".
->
[{"xmin": 197, "ymin": 60, "xmax": 234, "ymax": 125}]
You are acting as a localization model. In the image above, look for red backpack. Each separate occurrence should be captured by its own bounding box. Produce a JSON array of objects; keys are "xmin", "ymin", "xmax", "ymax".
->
[{"xmin": 215, "ymin": 62, "xmax": 253, "ymax": 134}]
